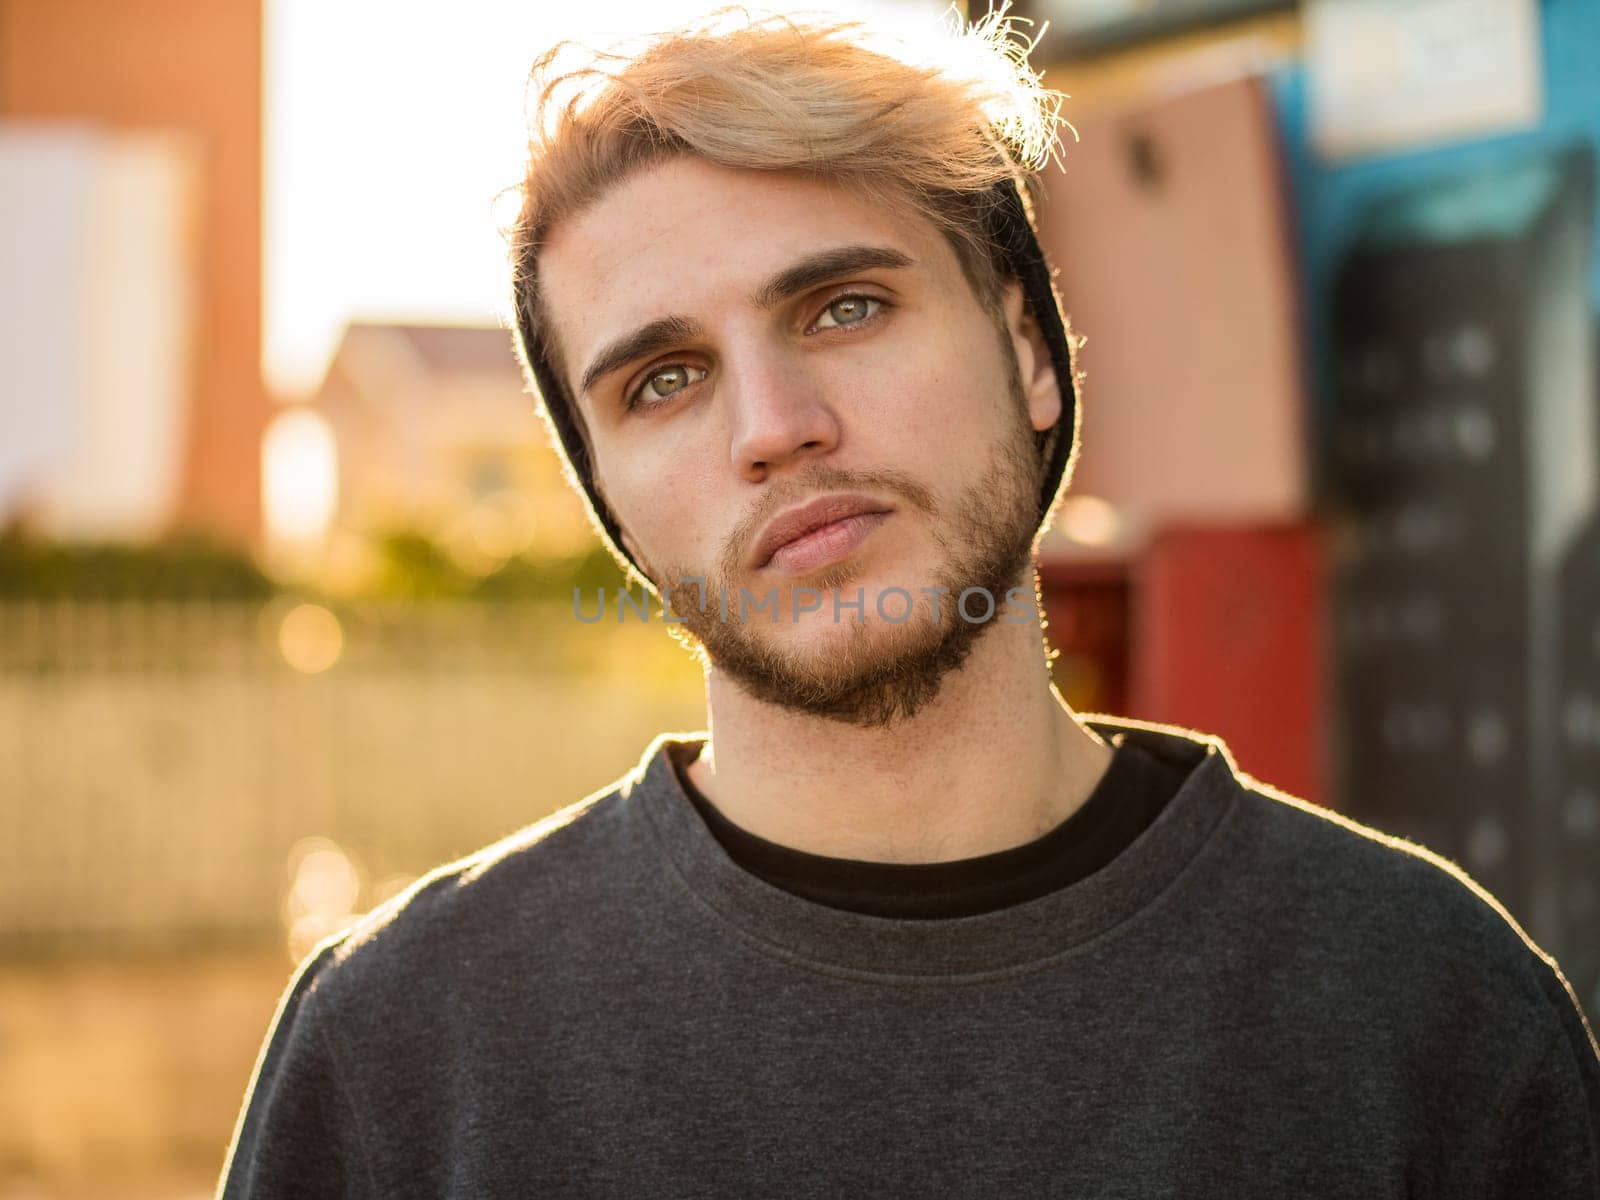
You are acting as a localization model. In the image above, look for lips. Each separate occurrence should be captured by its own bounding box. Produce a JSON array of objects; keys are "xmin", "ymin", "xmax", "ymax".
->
[{"xmin": 751, "ymin": 493, "xmax": 895, "ymax": 570}]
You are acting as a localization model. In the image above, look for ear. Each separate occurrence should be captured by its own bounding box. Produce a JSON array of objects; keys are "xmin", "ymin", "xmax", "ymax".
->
[{"xmin": 1000, "ymin": 277, "xmax": 1062, "ymax": 434}]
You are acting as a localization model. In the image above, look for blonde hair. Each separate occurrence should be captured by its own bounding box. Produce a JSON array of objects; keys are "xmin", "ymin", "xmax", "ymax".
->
[{"xmin": 509, "ymin": 5, "xmax": 1069, "ymax": 380}]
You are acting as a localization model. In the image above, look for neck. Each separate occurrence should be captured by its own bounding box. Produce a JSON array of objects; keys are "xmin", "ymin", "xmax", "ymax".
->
[{"xmin": 685, "ymin": 620, "xmax": 1114, "ymax": 864}]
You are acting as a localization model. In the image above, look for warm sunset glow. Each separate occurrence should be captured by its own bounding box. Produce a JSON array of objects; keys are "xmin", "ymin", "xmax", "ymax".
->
[
  {"xmin": 283, "ymin": 836, "xmax": 362, "ymax": 962},
  {"xmin": 261, "ymin": 406, "xmax": 338, "ymax": 546},
  {"xmin": 263, "ymin": 0, "xmax": 952, "ymax": 399},
  {"xmin": 277, "ymin": 602, "xmax": 344, "ymax": 675},
  {"xmin": 1058, "ymin": 494, "xmax": 1122, "ymax": 546}
]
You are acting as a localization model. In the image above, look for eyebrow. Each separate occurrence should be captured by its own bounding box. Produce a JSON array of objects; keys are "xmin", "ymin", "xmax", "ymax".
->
[
  {"xmin": 578, "ymin": 315, "xmax": 702, "ymax": 399},
  {"xmin": 747, "ymin": 244, "xmax": 915, "ymax": 310},
  {"xmin": 576, "ymin": 243, "xmax": 916, "ymax": 401}
]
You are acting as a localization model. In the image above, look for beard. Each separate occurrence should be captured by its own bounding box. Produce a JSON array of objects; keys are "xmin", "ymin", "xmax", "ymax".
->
[{"xmin": 646, "ymin": 368, "xmax": 1047, "ymax": 731}]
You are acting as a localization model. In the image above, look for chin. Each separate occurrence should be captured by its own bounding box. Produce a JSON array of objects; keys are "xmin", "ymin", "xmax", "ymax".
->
[
  {"xmin": 763, "ymin": 592, "xmax": 934, "ymax": 658},
  {"xmin": 698, "ymin": 588, "xmax": 989, "ymax": 727},
  {"xmin": 720, "ymin": 568, "xmax": 959, "ymax": 659},
  {"xmin": 662, "ymin": 529, "xmax": 1020, "ymax": 724},
  {"xmin": 741, "ymin": 552, "xmax": 935, "ymax": 632}
]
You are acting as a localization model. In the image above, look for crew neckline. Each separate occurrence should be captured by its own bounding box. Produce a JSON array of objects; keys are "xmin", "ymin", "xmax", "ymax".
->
[
  {"xmin": 631, "ymin": 714, "xmax": 1243, "ymax": 980},
  {"xmin": 667, "ymin": 734, "xmax": 1187, "ymax": 920}
]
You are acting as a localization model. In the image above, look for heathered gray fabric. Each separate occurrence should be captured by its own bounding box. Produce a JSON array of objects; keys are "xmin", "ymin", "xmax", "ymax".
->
[{"xmin": 218, "ymin": 715, "xmax": 1600, "ymax": 1198}]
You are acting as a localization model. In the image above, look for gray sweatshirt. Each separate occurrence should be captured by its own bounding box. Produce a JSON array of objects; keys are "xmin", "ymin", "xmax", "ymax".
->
[{"xmin": 217, "ymin": 715, "xmax": 1600, "ymax": 1198}]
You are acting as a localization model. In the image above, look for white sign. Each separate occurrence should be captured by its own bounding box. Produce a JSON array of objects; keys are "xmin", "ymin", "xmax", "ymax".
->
[{"xmin": 1305, "ymin": 0, "xmax": 1542, "ymax": 162}]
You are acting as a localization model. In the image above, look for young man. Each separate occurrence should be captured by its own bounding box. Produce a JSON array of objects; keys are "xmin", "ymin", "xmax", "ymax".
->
[{"xmin": 219, "ymin": 10, "xmax": 1600, "ymax": 1197}]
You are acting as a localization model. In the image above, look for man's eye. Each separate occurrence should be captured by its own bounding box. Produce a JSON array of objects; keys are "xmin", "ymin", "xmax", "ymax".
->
[
  {"xmin": 812, "ymin": 295, "xmax": 882, "ymax": 331},
  {"xmin": 631, "ymin": 363, "xmax": 707, "ymax": 408}
]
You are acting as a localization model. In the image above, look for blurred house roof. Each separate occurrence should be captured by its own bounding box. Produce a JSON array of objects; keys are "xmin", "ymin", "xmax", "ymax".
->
[
  {"xmin": 315, "ymin": 322, "xmax": 539, "ymax": 445},
  {"xmin": 309, "ymin": 320, "xmax": 594, "ymax": 555},
  {"xmin": 347, "ymin": 322, "xmax": 524, "ymax": 379}
]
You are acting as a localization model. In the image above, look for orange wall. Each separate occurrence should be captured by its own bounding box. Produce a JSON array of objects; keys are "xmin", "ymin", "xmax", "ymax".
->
[{"xmin": 0, "ymin": 0, "xmax": 266, "ymax": 546}]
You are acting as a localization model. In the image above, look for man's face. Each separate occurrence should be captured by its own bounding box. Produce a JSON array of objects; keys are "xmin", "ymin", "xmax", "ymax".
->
[{"xmin": 540, "ymin": 156, "xmax": 1060, "ymax": 727}]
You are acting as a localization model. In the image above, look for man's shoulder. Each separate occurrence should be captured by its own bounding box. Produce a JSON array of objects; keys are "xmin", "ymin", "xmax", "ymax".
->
[
  {"xmin": 1235, "ymin": 772, "xmax": 1505, "ymax": 922},
  {"xmin": 1221, "ymin": 762, "xmax": 1586, "ymax": 1036},
  {"xmin": 1109, "ymin": 715, "xmax": 1549, "ymax": 978}
]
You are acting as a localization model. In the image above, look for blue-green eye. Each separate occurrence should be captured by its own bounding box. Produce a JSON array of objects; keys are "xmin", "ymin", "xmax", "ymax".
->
[
  {"xmin": 629, "ymin": 363, "xmax": 707, "ymax": 410},
  {"xmin": 814, "ymin": 295, "xmax": 881, "ymax": 330}
]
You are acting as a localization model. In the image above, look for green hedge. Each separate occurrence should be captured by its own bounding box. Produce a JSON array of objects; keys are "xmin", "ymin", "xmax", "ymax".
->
[
  {"xmin": 0, "ymin": 534, "xmax": 274, "ymax": 600},
  {"xmin": 0, "ymin": 531, "xmax": 631, "ymax": 604}
]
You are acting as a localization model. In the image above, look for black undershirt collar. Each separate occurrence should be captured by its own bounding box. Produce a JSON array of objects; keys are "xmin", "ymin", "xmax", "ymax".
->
[{"xmin": 667, "ymin": 735, "xmax": 1188, "ymax": 920}]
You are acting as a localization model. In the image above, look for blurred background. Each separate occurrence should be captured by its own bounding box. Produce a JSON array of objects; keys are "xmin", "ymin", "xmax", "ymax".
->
[{"xmin": 1, "ymin": 0, "xmax": 1596, "ymax": 1194}]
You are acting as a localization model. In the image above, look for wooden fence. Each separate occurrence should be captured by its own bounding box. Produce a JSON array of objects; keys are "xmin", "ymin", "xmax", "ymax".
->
[{"xmin": 0, "ymin": 599, "xmax": 705, "ymax": 953}]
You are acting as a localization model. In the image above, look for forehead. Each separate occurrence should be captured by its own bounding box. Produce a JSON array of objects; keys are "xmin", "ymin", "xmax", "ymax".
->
[{"xmin": 537, "ymin": 156, "xmax": 957, "ymax": 379}]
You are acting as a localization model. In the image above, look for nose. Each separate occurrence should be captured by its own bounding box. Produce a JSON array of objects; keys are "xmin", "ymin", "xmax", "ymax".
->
[{"xmin": 725, "ymin": 348, "xmax": 842, "ymax": 482}]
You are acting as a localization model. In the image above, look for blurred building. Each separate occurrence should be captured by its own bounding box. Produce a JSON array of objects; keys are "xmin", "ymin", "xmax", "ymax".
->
[
  {"xmin": 1012, "ymin": 0, "xmax": 1600, "ymax": 1012},
  {"xmin": 281, "ymin": 321, "xmax": 596, "ymax": 586},
  {"xmin": 0, "ymin": 125, "xmax": 200, "ymax": 541},
  {"xmin": 0, "ymin": 0, "xmax": 267, "ymax": 546}
]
